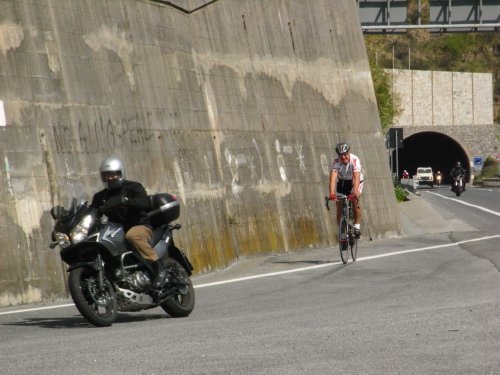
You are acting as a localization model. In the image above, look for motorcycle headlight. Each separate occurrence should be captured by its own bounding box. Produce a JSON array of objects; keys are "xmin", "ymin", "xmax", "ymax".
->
[
  {"xmin": 70, "ymin": 214, "xmax": 94, "ymax": 245},
  {"xmin": 54, "ymin": 232, "xmax": 71, "ymax": 249}
]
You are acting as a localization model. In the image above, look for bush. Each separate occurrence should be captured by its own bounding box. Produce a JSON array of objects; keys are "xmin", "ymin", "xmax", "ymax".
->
[
  {"xmin": 481, "ymin": 157, "xmax": 499, "ymax": 178},
  {"xmin": 394, "ymin": 180, "xmax": 409, "ymax": 202}
]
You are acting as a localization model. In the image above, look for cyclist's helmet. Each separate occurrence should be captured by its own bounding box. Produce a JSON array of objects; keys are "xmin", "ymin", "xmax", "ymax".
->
[
  {"xmin": 336, "ymin": 142, "xmax": 350, "ymax": 155},
  {"xmin": 100, "ymin": 157, "xmax": 126, "ymax": 190}
]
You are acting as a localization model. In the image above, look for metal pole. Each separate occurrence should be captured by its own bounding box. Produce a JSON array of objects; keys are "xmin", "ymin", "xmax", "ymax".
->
[
  {"xmin": 418, "ymin": 0, "xmax": 422, "ymax": 25},
  {"xmin": 448, "ymin": 0, "xmax": 452, "ymax": 25},
  {"xmin": 395, "ymin": 130, "xmax": 399, "ymax": 179},
  {"xmin": 479, "ymin": 0, "xmax": 483, "ymax": 24},
  {"xmin": 387, "ymin": 0, "xmax": 391, "ymax": 26}
]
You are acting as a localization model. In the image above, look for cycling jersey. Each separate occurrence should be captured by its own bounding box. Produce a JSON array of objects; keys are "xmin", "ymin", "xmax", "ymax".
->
[
  {"xmin": 330, "ymin": 153, "xmax": 364, "ymax": 181},
  {"xmin": 331, "ymin": 153, "xmax": 364, "ymax": 195}
]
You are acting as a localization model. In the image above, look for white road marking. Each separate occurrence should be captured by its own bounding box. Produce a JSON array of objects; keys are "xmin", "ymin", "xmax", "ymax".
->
[
  {"xmin": 427, "ymin": 191, "xmax": 500, "ymax": 217},
  {"xmin": 0, "ymin": 303, "xmax": 75, "ymax": 316},
  {"xmin": 2, "ymin": 234, "xmax": 499, "ymax": 317}
]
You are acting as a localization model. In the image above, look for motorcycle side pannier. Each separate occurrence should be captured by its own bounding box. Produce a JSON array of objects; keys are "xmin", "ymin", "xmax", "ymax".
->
[{"xmin": 148, "ymin": 193, "xmax": 180, "ymax": 228}]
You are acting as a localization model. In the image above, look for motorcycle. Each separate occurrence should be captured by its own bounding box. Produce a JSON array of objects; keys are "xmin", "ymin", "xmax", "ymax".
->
[
  {"xmin": 451, "ymin": 175, "xmax": 464, "ymax": 196},
  {"xmin": 50, "ymin": 193, "xmax": 195, "ymax": 327},
  {"xmin": 435, "ymin": 174, "xmax": 442, "ymax": 186}
]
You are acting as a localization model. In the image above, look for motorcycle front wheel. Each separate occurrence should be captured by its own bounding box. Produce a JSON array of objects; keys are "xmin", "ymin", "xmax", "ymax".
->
[
  {"xmin": 160, "ymin": 258, "xmax": 195, "ymax": 317},
  {"xmin": 68, "ymin": 267, "xmax": 117, "ymax": 327}
]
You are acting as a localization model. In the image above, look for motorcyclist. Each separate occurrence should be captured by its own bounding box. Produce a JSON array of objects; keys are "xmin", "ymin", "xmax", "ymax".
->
[
  {"xmin": 90, "ymin": 157, "xmax": 167, "ymax": 289},
  {"xmin": 449, "ymin": 162, "xmax": 466, "ymax": 191},
  {"xmin": 435, "ymin": 170, "xmax": 442, "ymax": 185}
]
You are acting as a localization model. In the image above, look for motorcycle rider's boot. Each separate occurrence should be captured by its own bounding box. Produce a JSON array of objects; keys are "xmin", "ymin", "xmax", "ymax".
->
[{"xmin": 152, "ymin": 259, "xmax": 168, "ymax": 289}]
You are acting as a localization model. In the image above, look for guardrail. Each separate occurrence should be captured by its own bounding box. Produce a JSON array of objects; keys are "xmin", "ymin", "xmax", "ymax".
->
[
  {"xmin": 481, "ymin": 178, "xmax": 500, "ymax": 187},
  {"xmin": 400, "ymin": 178, "xmax": 419, "ymax": 192}
]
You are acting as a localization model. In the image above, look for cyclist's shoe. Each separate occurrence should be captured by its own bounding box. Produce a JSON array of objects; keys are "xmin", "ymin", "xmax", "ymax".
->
[{"xmin": 354, "ymin": 228, "xmax": 361, "ymax": 239}]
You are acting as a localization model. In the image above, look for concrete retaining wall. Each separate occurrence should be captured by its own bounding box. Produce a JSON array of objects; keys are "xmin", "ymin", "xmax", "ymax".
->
[{"xmin": 0, "ymin": 0, "xmax": 401, "ymax": 307}]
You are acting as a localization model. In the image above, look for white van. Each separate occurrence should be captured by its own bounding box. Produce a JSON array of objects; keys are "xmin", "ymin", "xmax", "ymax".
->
[{"xmin": 415, "ymin": 167, "xmax": 434, "ymax": 188}]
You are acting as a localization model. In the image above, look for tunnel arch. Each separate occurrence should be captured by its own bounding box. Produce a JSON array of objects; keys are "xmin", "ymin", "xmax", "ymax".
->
[{"xmin": 391, "ymin": 131, "xmax": 470, "ymax": 184}]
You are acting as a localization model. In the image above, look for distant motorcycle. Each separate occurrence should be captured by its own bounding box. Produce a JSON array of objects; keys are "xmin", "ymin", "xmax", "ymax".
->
[
  {"xmin": 451, "ymin": 176, "xmax": 464, "ymax": 196},
  {"xmin": 435, "ymin": 174, "xmax": 442, "ymax": 186},
  {"xmin": 50, "ymin": 193, "xmax": 195, "ymax": 327}
]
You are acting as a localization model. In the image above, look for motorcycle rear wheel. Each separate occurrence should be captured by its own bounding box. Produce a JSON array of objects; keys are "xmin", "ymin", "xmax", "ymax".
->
[
  {"xmin": 68, "ymin": 267, "xmax": 117, "ymax": 327},
  {"xmin": 160, "ymin": 258, "xmax": 195, "ymax": 317}
]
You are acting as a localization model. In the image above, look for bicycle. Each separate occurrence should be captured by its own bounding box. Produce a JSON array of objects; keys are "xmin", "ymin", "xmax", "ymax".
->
[{"xmin": 325, "ymin": 193, "xmax": 358, "ymax": 264}]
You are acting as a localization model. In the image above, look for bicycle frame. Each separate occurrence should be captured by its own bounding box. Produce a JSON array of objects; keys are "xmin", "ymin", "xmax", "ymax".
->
[{"xmin": 325, "ymin": 193, "xmax": 358, "ymax": 264}]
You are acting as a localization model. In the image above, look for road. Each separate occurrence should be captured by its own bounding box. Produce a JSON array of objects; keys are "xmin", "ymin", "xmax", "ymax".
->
[{"xmin": 1, "ymin": 186, "xmax": 499, "ymax": 374}]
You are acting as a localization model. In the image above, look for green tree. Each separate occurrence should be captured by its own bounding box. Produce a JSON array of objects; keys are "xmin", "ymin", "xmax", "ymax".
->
[{"xmin": 370, "ymin": 59, "xmax": 401, "ymax": 131}]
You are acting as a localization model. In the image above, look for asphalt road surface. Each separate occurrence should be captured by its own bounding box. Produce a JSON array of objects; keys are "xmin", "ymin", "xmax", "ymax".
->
[{"xmin": 1, "ymin": 186, "xmax": 499, "ymax": 374}]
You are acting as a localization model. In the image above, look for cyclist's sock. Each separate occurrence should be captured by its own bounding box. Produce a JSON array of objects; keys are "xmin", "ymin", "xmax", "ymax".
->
[{"xmin": 354, "ymin": 224, "xmax": 361, "ymax": 230}]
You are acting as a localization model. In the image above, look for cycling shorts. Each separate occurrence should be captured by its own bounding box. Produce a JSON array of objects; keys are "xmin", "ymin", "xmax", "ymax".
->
[{"xmin": 336, "ymin": 179, "xmax": 364, "ymax": 196}]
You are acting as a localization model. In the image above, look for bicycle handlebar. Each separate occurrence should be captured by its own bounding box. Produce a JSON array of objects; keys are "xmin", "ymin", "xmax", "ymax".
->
[{"xmin": 324, "ymin": 193, "xmax": 356, "ymax": 210}]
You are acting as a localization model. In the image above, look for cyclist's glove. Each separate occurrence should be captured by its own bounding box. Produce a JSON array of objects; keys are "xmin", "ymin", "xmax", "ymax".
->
[{"xmin": 329, "ymin": 194, "xmax": 337, "ymax": 201}]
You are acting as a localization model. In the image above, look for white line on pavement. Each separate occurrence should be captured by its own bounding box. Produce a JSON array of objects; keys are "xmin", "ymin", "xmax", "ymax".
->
[
  {"xmin": 195, "ymin": 234, "xmax": 500, "ymax": 287},
  {"xmin": 2, "ymin": 234, "xmax": 499, "ymax": 317},
  {"xmin": 427, "ymin": 191, "xmax": 500, "ymax": 217},
  {"xmin": 0, "ymin": 303, "xmax": 75, "ymax": 316}
]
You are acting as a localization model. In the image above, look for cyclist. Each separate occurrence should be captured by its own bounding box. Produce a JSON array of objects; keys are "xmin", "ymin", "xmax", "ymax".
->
[{"xmin": 329, "ymin": 142, "xmax": 364, "ymax": 239}]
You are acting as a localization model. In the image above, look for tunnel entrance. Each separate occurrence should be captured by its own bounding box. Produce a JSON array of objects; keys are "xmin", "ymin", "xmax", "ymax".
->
[{"xmin": 390, "ymin": 131, "xmax": 470, "ymax": 184}]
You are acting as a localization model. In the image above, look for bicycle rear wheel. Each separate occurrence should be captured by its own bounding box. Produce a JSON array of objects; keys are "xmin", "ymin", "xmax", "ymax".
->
[{"xmin": 339, "ymin": 219, "xmax": 349, "ymax": 264}]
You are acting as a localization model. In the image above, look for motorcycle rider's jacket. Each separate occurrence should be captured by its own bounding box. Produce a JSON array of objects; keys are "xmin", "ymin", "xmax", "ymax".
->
[
  {"xmin": 91, "ymin": 180, "xmax": 151, "ymax": 232},
  {"xmin": 450, "ymin": 167, "xmax": 465, "ymax": 178}
]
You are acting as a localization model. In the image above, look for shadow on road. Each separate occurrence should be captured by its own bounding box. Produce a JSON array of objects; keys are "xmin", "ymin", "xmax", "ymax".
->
[{"xmin": 2, "ymin": 313, "xmax": 169, "ymax": 329}]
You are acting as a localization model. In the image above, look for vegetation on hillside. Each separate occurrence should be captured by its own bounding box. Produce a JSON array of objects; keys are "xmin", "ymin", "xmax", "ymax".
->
[
  {"xmin": 369, "ymin": 59, "xmax": 402, "ymax": 132},
  {"xmin": 474, "ymin": 157, "xmax": 499, "ymax": 183}
]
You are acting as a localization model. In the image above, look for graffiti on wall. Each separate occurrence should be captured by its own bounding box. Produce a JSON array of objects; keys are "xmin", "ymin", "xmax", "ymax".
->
[{"xmin": 53, "ymin": 111, "xmax": 155, "ymax": 153}]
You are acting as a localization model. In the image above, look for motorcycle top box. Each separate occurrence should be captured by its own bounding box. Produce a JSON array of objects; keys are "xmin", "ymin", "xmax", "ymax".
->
[{"xmin": 148, "ymin": 193, "xmax": 180, "ymax": 228}]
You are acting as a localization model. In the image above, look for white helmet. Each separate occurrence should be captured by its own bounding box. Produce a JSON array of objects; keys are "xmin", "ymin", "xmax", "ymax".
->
[{"xmin": 99, "ymin": 157, "xmax": 126, "ymax": 189}]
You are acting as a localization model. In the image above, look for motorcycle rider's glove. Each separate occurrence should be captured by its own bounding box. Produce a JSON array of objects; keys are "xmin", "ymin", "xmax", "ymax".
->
[{"xmin": 100, "ymin": 195, "xmax": 128, "ymax": 213}]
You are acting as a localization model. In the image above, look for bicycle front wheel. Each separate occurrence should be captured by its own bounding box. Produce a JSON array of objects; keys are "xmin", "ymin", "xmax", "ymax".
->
[
  {"xmin": 350, "ymin": 236, "xmax": 358, "ymax": 261},
  {"xmin": 339, "ymin": 219, "xmax": 349, "ymax": 264}
]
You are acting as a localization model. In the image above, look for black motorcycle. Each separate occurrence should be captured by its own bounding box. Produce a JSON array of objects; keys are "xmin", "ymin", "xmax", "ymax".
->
[
  {"xmin": 451, "ymin": 175, "xmax": 464, "ymax": 196},
  {"xmin": 50, "ymin": 193, "xmax": 195, "ymax": 327}
]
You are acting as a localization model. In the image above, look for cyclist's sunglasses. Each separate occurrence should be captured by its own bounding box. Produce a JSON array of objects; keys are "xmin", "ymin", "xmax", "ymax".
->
[{"xmin": 337, "ymin": 152, "xmax": 349, "ymax": 157}]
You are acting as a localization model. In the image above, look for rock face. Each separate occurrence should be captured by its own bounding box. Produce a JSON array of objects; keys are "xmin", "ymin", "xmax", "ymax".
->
[{"xmin": 0, "ymin": 0, "xmax": 401, "ymax": 306}]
